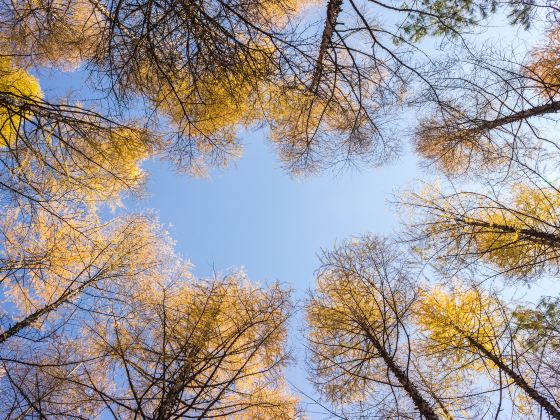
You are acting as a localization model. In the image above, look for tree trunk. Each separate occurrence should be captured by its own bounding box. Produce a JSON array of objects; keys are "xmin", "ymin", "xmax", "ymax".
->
[
  {"xmin": 310, "ymin": 0, "xmax": 343, "ymax": 92},
  {"xmin": 0, "ymin": 278, "xmax": 95, "ymax": 344},
  {"xmin": 464, "ymin": 334, "xmax": 560, "ymax": 419},
  {"xmin": 474, "ymin": 100, "xmax": 560, "ymax": 132},
  {"xmin": 366, "ymin": 332, "xmax": 441, "ymax": 420},
  {"xmin": 456, "ymin": 217, "xmax": 560, "ymax": 247}
]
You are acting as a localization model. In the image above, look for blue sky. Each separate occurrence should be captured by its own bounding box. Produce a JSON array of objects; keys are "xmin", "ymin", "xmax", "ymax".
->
[
  {"xmin": 134, "ymin": 135, "xmax": 419, "ymax": 294},
  {"xmin": 125, "ymin": 129, "xmax": 420, "ymax": 408}
]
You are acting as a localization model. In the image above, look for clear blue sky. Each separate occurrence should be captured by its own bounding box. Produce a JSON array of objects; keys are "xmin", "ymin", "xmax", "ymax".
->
[
  {"xmin": 133, "ymin": 137, "xmax": 419, "ymax": 293},
  {"xmin": 126, "ymin": 130, "xmax": 420, "ymax": 409}
]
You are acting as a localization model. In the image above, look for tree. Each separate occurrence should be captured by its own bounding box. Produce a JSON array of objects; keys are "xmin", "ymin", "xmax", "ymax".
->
[
  {"xmin": 400, "ymin": 0, "xmax": 537, "ymax": 41},
  {"xmin": 0, "ymin": 212, "xmax": 169, "ymax": 345},
  {"xmin": 416, "ymin": 284, "xmax": 560, "ymax": 418},
  {"xmin": 87, "ymin": 0, "xmax": 409, "ymax": 174},
  {"xmin": 304, "ymin": 233, "xmax": 560, "ymax": 418},
  {"xmin": 401, "ymin": 181, "xmax": 560, "ymax": 280},
  {"xmin": 514, "ymin": 296, "xmax": 560, "ymax": 351},
  {"xmin": 0, "ymin": 266, "xmax": 299, "ymax": 419},
  {"xmin": 413, "ymin": 14, "xmax": 560, "ymax": 177},
  {"xmin": 0, "ymin": 57, "xmax": 160, "ymax": 227},
  {"xmin": 0, "ymin": 57, "xmax": 42, "ymax": 145},
  {"xmin": 94, "ymin": 274, "xmax": 297, "ymax": 418},
  {"xmin": 305, "ymin": 236, "xmax": 447, "ymax": 419},
  {"xmin": 0, "ymin": 0, "xmax": 101, "ymax": 69}
]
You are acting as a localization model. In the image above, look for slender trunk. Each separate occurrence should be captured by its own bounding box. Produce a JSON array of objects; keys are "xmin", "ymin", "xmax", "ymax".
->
[
  {"xmin": 154, "ymin": 320, "xmax": 218, "ymax": 419},
  {"xmin": 416, "ymin": 367, "xmax": 454, "ymax": 419},
  {"xmin": 456, "ymin": 217, "xmax": 560, "ymax": 247},
  {"xmin": 472, "ymin": 100, "xmax": 560, "ymax": 132},
  {"xmin": 463, "ymin": 334, "xmax": 560, "ymax": 419},
  {"xmin": 366, "ymin": 332, "xmax": 441, "ymax": 420},
  {"xmin": 0, "ymin": 279, "xmax": 94, "ymax": 344},
  {"xmin": 310, "ymin": 0, "xmax": 343, "ymax": 92}
]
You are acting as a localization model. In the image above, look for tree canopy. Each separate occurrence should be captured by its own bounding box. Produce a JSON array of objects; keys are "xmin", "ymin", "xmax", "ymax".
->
[{"xmin": 1, "ymin": 0, "xmax": 560, "ymax": 417}]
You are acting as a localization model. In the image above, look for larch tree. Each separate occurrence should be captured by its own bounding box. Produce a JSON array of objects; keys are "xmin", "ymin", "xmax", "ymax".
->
[
  {"xmin": 89, "ymin": 274, "xmax": 298, "ymax": 419},
  {"xmin": 305, "ymin": 233, "xmax": 560, "ymax": 418},
  {"xmin": 401, "ymin": 180, "xmax": 560, "ymax": 280},
  {"xmin": 416, "ymin": 284, "xmax": 560, "ymax": 418},
  {"xmin": 0, "ymin": 57, "xmax": 160, "ymax": 224},
  {"xmin": 0, "ymin": 213, "xmax": 169, "ymax": 345},
  {"xmin": 413, "ymin": 9, "xmax": 560, "ymax": 177},
  {"xmin": 305, "ymin": 236, "xmax": 453, "ymax": 419},
  {"xmin": 513, "ymin": 296, "xmax": 560, "ymax": 404}
]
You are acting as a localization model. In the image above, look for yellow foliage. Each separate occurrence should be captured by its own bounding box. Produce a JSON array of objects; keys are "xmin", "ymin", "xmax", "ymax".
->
[
  {"xmin": 266, "ymin": 82, "xmax": 376, "ymax": 173},
  {"xmin": 415, "ymin": 286, "xmax": 503, "ymax": 367},
  {"xmin": 409, "ymin": 183, "xmax": 560, "ymax": 277},
  {"xmin": 87, "ymin": 274, "xmax": 297, "ymax": 417},
  {"xmin": 415, "ymin": 112, "xmax": 504, "ymax": 175},
  {"xmin": 1, "ymin": 114, "xmax": 158, "ymax": 210},
  {"xmin": 63, "ymin": 126, "xmax": 156, "ymax": 204},
  {"xmin": 465, "ymin": 185, "xmax": 560, "ymax": 275},
  {"xmin": 306, "ymin": 278, "xmax": 384, "ymax": 402},
  {"xmin": 306, "ymin": 238, "xmax": 414, "ymax": 404},
  {"xmin": 0, "ymin": 57, "xmax": 42, "ymax": 147},
  {"xmin": 234, "ymin": 387, "xmax": 301, "ymax": 419},
  {"xmin": 0, "ymin": 0, "xmax": 100, "ymax": 69},
  {"xmin": 0, "ymin": 210, "xmax": 167, "ymax": 316},
  {"xmin": 527, "ymin": 25, "xmax": 560, "ymax": 98},
  {"xmin": 0, "ymin": 338, "xmax": 106, "ymax": 417},
  {"xmin": 258, "ymin": 0, "xmax": 320, "ymax": 26},
  {"xmin": 143, "ymin": 45, "xmax": 274, "ymax": 174},
  {"xmin": 157, "ymin": 69, "xmax": 260, "ymax": 155}
]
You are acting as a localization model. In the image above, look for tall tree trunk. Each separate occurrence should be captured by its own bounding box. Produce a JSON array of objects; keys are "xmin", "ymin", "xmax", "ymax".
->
[
  {"xmin": 310, "ymin": 0, "xmax": 343, "ymax": 92},
  {"xmin": 366, "ymin": 332, "xmax": 441, "ymax": 420},
  {"xmin": 457, "ymin": 330, "xmax": 560, "ymax": 419}
]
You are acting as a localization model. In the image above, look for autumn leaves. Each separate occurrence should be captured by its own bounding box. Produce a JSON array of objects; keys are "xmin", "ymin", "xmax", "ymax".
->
[
  {"xmin": 1, "ymin": 0, "xmax": 560, "ymax": 417},
  {"xmin": 306, "ymin": 237, "xmax": 560, "ymax": 418}
]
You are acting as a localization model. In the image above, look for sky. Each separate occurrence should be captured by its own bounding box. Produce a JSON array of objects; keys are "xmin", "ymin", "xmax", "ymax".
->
[
  {"xmin": 125, "ymin": 130, "xmax": 421, "ymax": 410},
  {"xmin": 132, "ymin": 136, "xmax": 419, "ymax": 294}
]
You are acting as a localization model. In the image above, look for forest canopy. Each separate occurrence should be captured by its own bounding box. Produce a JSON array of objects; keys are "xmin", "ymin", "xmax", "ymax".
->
[{"xmin": 1, "ymin": 0, "xmax": 560, "ymax": 418}]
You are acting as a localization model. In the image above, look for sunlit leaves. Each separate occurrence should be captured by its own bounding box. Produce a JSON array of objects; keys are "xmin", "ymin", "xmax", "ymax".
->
[
  {"xmin": 415, "ymin": 286, "xmax": 503, "ymax": 367},
  {"xmin": 0, "ymin": 0, "xmax": 100, "ymax": 69},
  {"xmin": 0, "ymin": 57, "xmax": 42, "ymax": 147},
  {"xmin": 0, "ymin": 211, "xmax": 168, "ymax": 327},
  {"xmin": 85, "ymin": 273, "xmax": 298, "ymax": 417},
  {"xmin": 305, "ymin": 237, "xmax": 445, "ymax": 418},
  {"xmin": 526, "ymin": 25, "xmax": 560, "ymax": 99},
  {"xmin": 414, "ymin": 106, "xmax": 506, "ymax": 176},
  {"xmin": 403, "ymin": 182, "xmax": 560, "ymax": 279}
]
